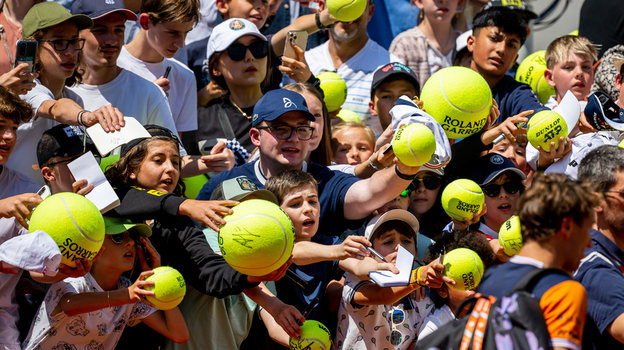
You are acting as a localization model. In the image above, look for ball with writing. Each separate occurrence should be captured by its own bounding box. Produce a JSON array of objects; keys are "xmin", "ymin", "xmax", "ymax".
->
[
  {"xmin": 443, "ymin": 248, "xmax": 485, "ymax": 291},
  {"xmin": 527, "ymin": 110, "xmax": 568, "ymax": 152},
  {"xmin": 441, "ymin": 179, "xmax": 485, "ymax": 221}
]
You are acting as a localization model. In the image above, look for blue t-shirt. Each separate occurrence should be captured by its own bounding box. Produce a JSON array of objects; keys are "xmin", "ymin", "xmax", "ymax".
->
[
  {"xmin": 575, "ymin": 229, "xmax": 624, "ymax": 350},
  {"xmin": 197, "ymin": 161, "xmax": 361, "ymax": 236},
  {"xmin": 492, "ymin": 75, "xmax": 548, "ymax": 123}
]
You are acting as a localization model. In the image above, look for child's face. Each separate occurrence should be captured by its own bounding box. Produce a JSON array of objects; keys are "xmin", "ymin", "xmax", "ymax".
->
[
  {"xmin": 280, "ymin": 184, "xmax": 320, "ymax": 241},
  {"xmin": 482, "ymin": 173, "xmax": 522, "ymax": 230},
  {"xmin": 415, "ymin": 0, "xmax": 460, "ymax": 21},
  {"xmin": 489, "ymin": 140, "xmax": 529, "ymax": 175},
  {"xmin": 129, "ymin": 140, "xmax": 180, "ymax": 194},
  {"xmin": 301, "ymin": 91, "xmax": 324, "ymax": 152},
  {"xmin": 332, "ymin": 128, "xmax": 374, "ymax": 165},
  {"xmin": 546, "ymin": 53, "xmax": 594, "ymax": 101},
  {"xmin": 97, "ymin": 231, "xmax": 136, "ymax": 272},
  {"xmin": 408, "ymin": 172, "xmax": 442, "ymax": 217},
  {"xmin": 0, "ymin": 116, "xmax": 18, "ymax": 165},
  {"xmin": 438, "ymin": 286, "xmax": 476, "ymax": 317},
  {"xmin": 215, "ymin": 35, "xmax": 267, "ymax": 89},
  {"xmin": 468, "ymin": 27, "xmax": 521, "ymax": 80},
  {"xmin": 371, "ymin": 79, "xmax": 419, "ymax": 130},
  {"xmin": 145, "ymin": 19, "xmax": 194, "ymax": 58},
  {"xmin": 221, "ymin": 0, "xmax": 269, "ymax": 28},
  {"xmin": 372, "ymin": 229, "xmax": 416, "ymax": 263},
  {"xmin": 38, "ymin": 21, "xmax": 81, "ymax": 81}
]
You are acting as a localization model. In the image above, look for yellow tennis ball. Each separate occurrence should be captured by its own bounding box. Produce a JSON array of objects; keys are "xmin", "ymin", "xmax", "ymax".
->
[
  {"xmin": 515, "ymin": 50, "xmax": 555, "ymax": 104},
  {"xmin": 219, "ymin": 199, "xmax": 295, "ymax": 276},
  {"xmin": 499, "ymin": 215, "xmax": 522, "ymax": 256},
  {"xmin": 420, "ymin": 66, "xmax": 492, "ymax": 139},
  {"xmin": 29, "ymin": 192, "xmax": 104, "ymax": 268},
  {"xmin": 336, "ymin": 108, "xmax": 361, "ymax": 123},
  {"xmin": 619, "ymin": 139, "xmax": 624, "ymax": 148},
  {"xmin": 327, "ymin": 0, "xmax": 367, "ymax": 22},
  {"xmin": 289, "ymin": 320, "xmax": 331, "ymax": 350},
  {"xmin": 317, "ymin": 71, "xmax": 347, "ymax": 112},
  {"xmin": 145, "ymin": 266, "xmax": 186, "ymax": 310},
  {"xmin": 443, "ymin": 248, "xmax": 485, "ymax": 291},
  {"xmin": 391, "ymin": 123, "xmax": 436, "ymax": 167},
  {"xmin": 526, "ymin": 110, "xmax": 568, "ymax": 152},
  {"xmin": 441, "ymin": 179, "xmax": 485, "ymax": 221}
]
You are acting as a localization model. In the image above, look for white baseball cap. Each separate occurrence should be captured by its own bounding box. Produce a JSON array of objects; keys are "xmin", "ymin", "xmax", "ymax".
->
[
  {"xmin": 364, "ymin": 209, "xmax": 420, "ymax": 241},
  {"xmin": 206, "ymin": 18, "xmax": 267, "ymax": 61}
]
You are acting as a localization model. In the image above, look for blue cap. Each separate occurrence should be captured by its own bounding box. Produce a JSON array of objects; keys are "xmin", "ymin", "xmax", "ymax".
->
[
  {"xmin": 467, "ymin": 153, "xmax": 526, "ymax": 185},
  {"xmin": 252, "ymin": 89, "xmax": 316, "ymax": 127},
  {"xmin": 71, "ymin": 0, "xmax": 138, "ymax": 21}
]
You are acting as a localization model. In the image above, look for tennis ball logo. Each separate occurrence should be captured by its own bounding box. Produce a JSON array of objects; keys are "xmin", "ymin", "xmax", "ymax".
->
[
  {"xmin": 391, "ymin": 123, "xmax": 437, "ymax": 167},
  {"xmin": 420, "ymin": 66, "xmax": 492, "ymax": 139},
  {"xmin": 443, "ymin": 248, "xmax": 485, "ymax": 291},
  {"xmin": 515, "ymin": 50, "xmax": 555, "ymax": 104},
  {"xmin": 327, "ymin": 0, "xmax": 367, "ymax": 22},
  {"xmin": 441, "ymin": 179, "xmax": 485, "ymax": 221},
  {"xmin": 289, "ymin": 320, "xmax": 331, "ymax": 350},
  {"xmin": 219, "ymin": 199, "xmax": 295, "ymax": 276},
  {"xmin": 527, "ymin": 110, "xmax": 568, "ymax": 152},
  {"xmin": 317, "ymin": 71, "xmax": 347, "ymax": 112},
  {"xmin": 28, "ymin": 192, "xmax": 104, "ymax": 268},
  {"xmin": 499, "ymin": 215, "xmax": 523, "ymax": 256},
  {"xmin": 145, "ymin": 266, "xmax": 186, "ymax": 310}
]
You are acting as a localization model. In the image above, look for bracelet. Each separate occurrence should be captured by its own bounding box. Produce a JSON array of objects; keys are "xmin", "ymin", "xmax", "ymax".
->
[
  {"xmin": 394, "ymin": 165, "xmax": 415, "ymax": 181},
  {"xmin": 315, "ymin": 11, "xmax": 326, "ymax": 29},
  {"xmin": 411, "ymin": 266, "xmax": 425, "ymax": 287},
  {"xmin": 106, "ymin": 291, "xmax": 110, "ymax": 308},
  {"xmin": 368, "ymin": 156, "xmax": 382, "ymax": 171},
  {"xmin": 77, "ymin": 110, "xmax": 89, "ymax": 127}
]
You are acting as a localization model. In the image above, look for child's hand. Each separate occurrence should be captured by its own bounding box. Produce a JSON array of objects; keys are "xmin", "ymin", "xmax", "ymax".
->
[
  {"xmin": 128, "ymin": 270, "xmax": 156, "ymax": 304},
  {"xmin": 71, "ymin": 179, "xmax": 94, "ymax": 196},
  {"xmin": 375, "ymin": 125, "xmax": 394, "ymax": 152},
  {"xmin": 0, "ymin": 63, "xmax": 37, "ymax": 95},
  {"xmin": 336, "ymin": 235, "xmax": 371, "ymax": 260},
  {"xmin": 153, "ymin": 76, "xmax": 170, "ymax": 96},
  {"xmin": 486, "ymin": 98, "xmax": 501, "ymax": 129},
  {"xmin": 271, "ymin": 303, "xmax": 304, "ymax": 338},
  {"xmin": 536, "ymin": 137, "xmax": 572, "ymax": 169},
  {"xmin": 0, "ymin": 193, "xmax": 42, "ymax": 228},
  {"xmin": 82, "ymin": 104, "xmax": 125, "ymax": 132},
  {"xmin": 178, "ymin": 199, "xmax": 238, "ymax": 232},
  {"xmin": 482, "ymin": 110, "xmax": 531, "ymax": 145},
  {"xmin": 418, "ymin": 256, "xmax": 455, "ymax": 289},
  {"xmin": 248, "ymin": 257, "xmax": 293, "ymax": 283},
  {"xmin": 489, "ymin": 239, "xmax": 511, "ymax": 262},
  {"xmin": 58, "ymin": 258, "xmax": 94, "ymax": 278},
  {"xmin": 200, "ymin": 140, "xmax": 236, "ymax": 173},
  {"xmin": 137, "ymin": 236, "xmax": 161, "ymax": 270},
  {"xmin": 451, "ymin": 203, "xmax": 487, "ymax": 231}
]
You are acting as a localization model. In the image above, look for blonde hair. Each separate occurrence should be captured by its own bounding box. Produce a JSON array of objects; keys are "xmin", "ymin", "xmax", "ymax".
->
[
  {"xmin": 545, "ymin": 35, "xmax": 598, "ymax": 69},
  {"xmin": 331, "ymin": 122, "xmax": 375, "ymax": 152}
]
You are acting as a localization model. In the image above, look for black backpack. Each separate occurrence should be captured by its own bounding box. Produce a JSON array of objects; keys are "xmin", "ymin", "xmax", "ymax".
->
[{"xmin": 416, "ymin": 268, "xmax": 561, "ymax": 350}]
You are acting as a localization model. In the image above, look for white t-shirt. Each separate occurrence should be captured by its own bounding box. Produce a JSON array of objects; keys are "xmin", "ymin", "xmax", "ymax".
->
[
  {"xmin": 0, "ymin": 166, "xmax": 39, "ymax": 199},
  {"xmin": 23, "ymin": 274, "xmax": 156, "ymax": 350},
  {"xmin": 426, "ymin": 46, "xmax": 453, "ymax": 76},
  {"xmin": 117, "ymin": 47, "xmax": 198, "ymax": 132},
  {"xmin": 333, "ymin": 274, "xmax": 433, "ymax": 350},
  {"xmin": 306, "ymin": 39, "xmax": 400, "ymax": 135},
  {"xmin": 67, "ymin": 69, "xmax": 178, "ymax": 135},
  {"xmin": 0, "ymin": 218, "xmax": 26, "ymax": 350},
  {"xmin": 7, "ymin": 81, "xmax": 83, "ymax": 184},
  {"xmin": 417, "ymin": 304, "xmax": 455, "ymax": 341}
]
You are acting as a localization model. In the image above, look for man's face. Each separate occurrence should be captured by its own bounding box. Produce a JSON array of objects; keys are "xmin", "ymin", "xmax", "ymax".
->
[
  {"xmin": 600, "ymin": 169, "xmax": 624, "ymax": 236},
  {"xmin": 468, "ymin": 26, "xmax": 521, "ymax": 80},
  {"xmin": 546, "ymin": 53, "xmax": 594, "ymax": 101},
  {"xmin": 145, "ymin": 18, "xmax": 194, "ymax": 58},
  {"xmin": 329, "ymin": 3, "xmax": 374, "ymax": 43},
  {"xmin": 371, "ymin": 79, "xmax": 419, "ymax": 130},
  {"xmin": 616, "ymin": 74, "xmax": 624, "ymax": 108},
  {"xmin": 80, "ymin": 13, "xmax": 126, "ymax": 69},
  {"xmin": 0, "ymin": 116, "xmax": 18, "ymax": 165},
  {"xmin": 251, "ymin": 112, "xmax": 312, "ymax": 168}
]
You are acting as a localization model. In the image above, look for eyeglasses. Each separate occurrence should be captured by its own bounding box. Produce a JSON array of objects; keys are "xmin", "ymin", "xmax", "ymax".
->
[
  {"xmin": 390, "ymin": 308, "xmax": 405, "ymax": 346},
  {"xmin": 226, "ymin": 41, "xmax": 268, "ymax": 61},
  {"xmin": 39, "ymin": 38, "xmax": 85, "ymax": 52},
  {"xmin": 401, "ymin": 176, "xmax": 443, "ymax": 197},
  {"xmin": 45, "ymin": 153, "xmax": 84, "ymax": 168},
  {"xmin": 110, "ymin": 231, "xmax": 139, "ymax": 244},
  {"xmin": 256, "ymin": 125, "xmax": 315, "ymax": 141},
  {"xmin": 482, "ymin": 182, "xmax": 523, "ymax": 197}
]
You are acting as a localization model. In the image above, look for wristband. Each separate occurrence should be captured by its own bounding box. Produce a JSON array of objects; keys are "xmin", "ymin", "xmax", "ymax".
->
[
  {"xmin": 368, "ymin": 156, "xmax": 382, "ymax": 171},
  {"xmin": 77, "ymin": 110, "xmax": 89, "ymax": 127},
  {"xmin": 315, "ymin": 12, "xmax": 326, "ymax": 29},
  {"xmin": 394, "ymin": 165, "xmax": 415, "ymax": 181},
  {"xmin": 411, "ymin": 266, "xmax": 425, "ymax": 287}
]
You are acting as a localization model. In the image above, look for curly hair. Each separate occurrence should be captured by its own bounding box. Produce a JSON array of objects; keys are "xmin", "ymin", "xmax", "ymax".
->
[{"xmin": 0, "ymin": 86, "xmax": 33, "ymax": 123}]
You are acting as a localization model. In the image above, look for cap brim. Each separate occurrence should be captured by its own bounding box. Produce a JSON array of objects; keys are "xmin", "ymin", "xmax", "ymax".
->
[
  {"xmin": 481, "ymin": 167, "xmax": 527, "ymax": 185},
  {"xmin": 70, "ymin": 14, "xmax": 94, "ymax": 31},
  {"xmin": 364, "ymin": 209, "xmax": 419, "ymax": 241},
  {"xmin": 554, "ymin": 90, "xmax": 581, "ymax": 137},
  {"xmin": 105, "ymin": 221, "xmax": 152, "ymax": 237},
  {"xmin": 372, "ymin": 72, "xmax": 420, "ymax": 95},
  {"xmin": 231, "ymin": 189, "xmax": 278, "ymax": 204},
  {"xmin": 91, "ymin": 9, "xmax": 138, "ymax": 21}
]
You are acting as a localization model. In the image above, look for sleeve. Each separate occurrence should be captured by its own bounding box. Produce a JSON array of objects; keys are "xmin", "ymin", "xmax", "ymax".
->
[
  {"xmin": 110, "ymin": 186, "xmax": 185, "ymax": 219},
  {"xmin": 577, "ymin": 262, "xmax": 624, "ymax": 336},
  {"xmin": 505, "ymin": 83, "xmax": 548, "ymax": 120},
  {"xmin": 539, "ymin": 280, "xmax": 586, "ymax": 350},
  {"xmin": 46, "ymin": 279, "xmax": 81, "ymax": 321},
  {"xmin": 22, "ymin": 81, "xmax": 55, "ymax": 114},
  {"xmin": 316, "ymin": 167, "xmax": 360, "ymax": 234}
]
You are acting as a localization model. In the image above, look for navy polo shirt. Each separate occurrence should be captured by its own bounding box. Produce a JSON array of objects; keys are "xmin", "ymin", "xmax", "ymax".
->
[
  {"xmin": 575, "ymin": 229, "xmax": 624, "ymax": 350},
  {"xmin": 492, "ymin": 75, "xmax": 548, "ymax": 123}
]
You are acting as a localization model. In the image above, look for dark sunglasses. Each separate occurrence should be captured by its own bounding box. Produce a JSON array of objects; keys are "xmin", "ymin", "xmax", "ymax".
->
[
  {"xmin": 226, "ymin": 41, "xmax": 268, "ymax": 61},
  {"xmin": 482, "ymin": 182, "xmax": 523, "ymax": 197},
  {"xmin": 110, "ymin": 231, "xmax": 139, "ymax": 244}
]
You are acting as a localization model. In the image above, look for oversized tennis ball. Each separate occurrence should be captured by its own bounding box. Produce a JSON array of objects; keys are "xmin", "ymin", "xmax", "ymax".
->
[
  {"xmin": 515, "ymin": 50, "xmax": 555, "ymax": 104},
  {"xmin": 526, "ymin": 110, "xmax": 568, "ymax": 152},
  {"xmin": 327, "ymin": 0, "xmax": 367, "ymax": 22},
  {"xmin": 145, "ymin": 266, "xmax": 186, "ymax": 310},
  {"xmin": 619, "ymin": 139, "xmax": 624, "ymax": 148},
  {"xmin": 419, "ymin": 66, "xmax": 492, "ymax": 139},
  {"xmin": 317, "ymin": 71, "xmax": 347, "ymax": 112},
  {"xmin": 441, "ymin": 179, "xmax": 485, "ymax": 221},
  {"xmin": 499, "ymin": 216, "xmax": 522, "ymax": 256},
  {"xmin": 29, "ymin": 192, "xmax": 104, "ymax": 268},
  {"xmin": 391, "ymin": 123, "xmax": 436, "ymax": 167},
  {"xmin": 443, "ymin": 248, "xmax": 485, "ymax": 291},
  {"xmin": 218, "ymin": 199, "xmax": 295, "ymax": 276},
  {"xmin": 336, "ymin": 108, "xmax": 361, "ymax": 122},
  {"xmin": 289, "ymin": 320, "xmax": 331, "ymax": 350}
]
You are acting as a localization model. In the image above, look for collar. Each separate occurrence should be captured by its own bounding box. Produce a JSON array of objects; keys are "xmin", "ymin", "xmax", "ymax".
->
[
  {"xmin": 254, "ymin": 159, "xmax": 308, "ymax": 186},
  {"xmin": 477, "ymin": 222, "xmax": 498, "ymax": 239},
  {"xmin": 591, "ymin": 229, "xmax": 624, "ymax": 264},
  {"xmin": 509, "ymin": 255, "xmax": 545, "ymax": 268}
]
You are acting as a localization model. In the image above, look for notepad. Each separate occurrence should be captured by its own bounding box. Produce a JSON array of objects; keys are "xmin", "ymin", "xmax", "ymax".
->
[
  {"xmin": 368, "ymin": 245, "xmax": 415, "ymax": 287},
  {"xmin": 86, "ymin": 117, "xmax": 150, "ymax": 156},
  {"xmin": 68, "ymin": 152, "xmax": 120, "ymax": 213}
]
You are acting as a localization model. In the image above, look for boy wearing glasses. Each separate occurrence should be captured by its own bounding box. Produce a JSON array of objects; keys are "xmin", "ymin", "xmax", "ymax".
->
[{"xmin": 22, "ymin": 217, "xmax": 189, "ymax": 349}]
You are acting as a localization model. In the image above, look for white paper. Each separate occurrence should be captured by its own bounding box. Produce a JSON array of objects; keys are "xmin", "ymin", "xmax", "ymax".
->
[
  {"xmin": 368, "ymin": 245, "xmax": 414, "ymax": 287},
  {"xmin": 67, "ymin": 152, "xmax": 119, "ymax": 213},
  {"xmin": 86, "ymin": 117, "xmax": 150, "ymax": 156},
  {"xmin": 554, "ymin": 90, "xmax": 581, "ymax": 136}
]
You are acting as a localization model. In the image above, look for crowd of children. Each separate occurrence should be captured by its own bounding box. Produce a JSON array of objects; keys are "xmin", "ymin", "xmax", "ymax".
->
[{"xmin": 0, "ymin": 0, "xmax": 624, "ymax": 349}]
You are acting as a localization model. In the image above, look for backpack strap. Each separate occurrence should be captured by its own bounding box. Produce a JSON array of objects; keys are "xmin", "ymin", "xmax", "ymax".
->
[
  {"xmin": 510, "ymin": 267, "xmax": 564, "ymax": 294},
  {"xmin": 216, "ymin": 103, "xmax": 236, "ymax": 140}
]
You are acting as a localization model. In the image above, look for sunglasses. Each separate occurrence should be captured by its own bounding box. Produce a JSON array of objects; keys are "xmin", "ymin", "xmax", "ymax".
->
[
  {"xmin": 226, "ymin": 41, "xmax": 268, "ymax": 61},
  {"xmin": 482, "ymin": 182, "xmax": 523, "ymax": 197},
  {"xmin": 401, "ymin": 176, "xmax": 443, "ymax": 197},
  {"xmin": 390, "ymin": 308, "xmax": 406, "ymax": 346},
  {"xmin": 110, "ymin": 231, "xmax": 139, "ymax": 244}
]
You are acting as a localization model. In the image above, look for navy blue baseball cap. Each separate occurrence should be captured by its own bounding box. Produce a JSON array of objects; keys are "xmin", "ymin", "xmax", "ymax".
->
[
  {"xmin": 71, "ymin": 0, "xmax": 138, "ymax": 21},
  {"xmin": 252, "ymin": 89, "xmax": 316, "ymax": 127},
  {"xmin": 468, "ymin": 153, "xmax": 526, "ymax": 185}
]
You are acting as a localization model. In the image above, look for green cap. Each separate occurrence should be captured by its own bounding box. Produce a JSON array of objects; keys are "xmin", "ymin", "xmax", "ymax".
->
[
  {"xmin": 104, "ymin": 217, "xmax": 152, "ymax": 238},
  {"xmin": 22, "ymin": 2, "xmax": 93, "ymax": 38}
]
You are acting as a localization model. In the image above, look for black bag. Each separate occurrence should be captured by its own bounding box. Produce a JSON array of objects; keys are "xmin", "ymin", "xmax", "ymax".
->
[{"xmin": 416, "ymin": 268, "xmax": 560, "ymax": 350}]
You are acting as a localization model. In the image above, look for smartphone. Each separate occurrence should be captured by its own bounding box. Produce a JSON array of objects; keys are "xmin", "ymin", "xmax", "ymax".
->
[
  {"xmin": 163, "ymin": 66, "xmax": 172, "ymax": 79},
  {"xmin": 198, "ymin": 138, "xmax": 227, "ymax": 155},
  {"xmin": 283, "ymin": 30, "xmax": 308, "ymax": 59},
  {"xmin": 15, "ymin": 40, "xmax": 37, "ymax": 73},
  {"xmin": 36, "ymin": 185, "xmax": 51, "ymax": 200}
]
